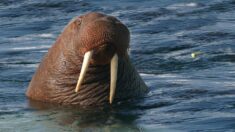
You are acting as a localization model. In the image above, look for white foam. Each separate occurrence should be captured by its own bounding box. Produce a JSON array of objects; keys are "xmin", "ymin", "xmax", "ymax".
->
[
  {"xmin": 38, "ymin": 33, "xmax": 54, "ymax": 38},
  {"xmin": 140, "ymin": 73, "xmax": 157, "ymax": 78},
  {"xmin": 140, "ymin": 73, "xmax": 186, "ymax": 82},
  {"xmin": 166, "ymin": 2, "xmax": 198, "ymax": 10},
  {"xmin": 32, "ymin": 50, "xmax": 48, "ymax": 53},
  {"xmin": 10, "ymin": 36, "xmax": 32, "ymax": 41},
  {"xmin": 11, "ymin": 45, "xmax": 50, "ymax": 51},
  {"xmin": 9, "ymin": 33, "xmax": 55, "ymax": 42},
  {"xmin": 23, "ymin": 64, "xmax": 39, "ymax": 68}
]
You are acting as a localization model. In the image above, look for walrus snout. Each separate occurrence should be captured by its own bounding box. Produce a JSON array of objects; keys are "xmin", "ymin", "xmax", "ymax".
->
[{"xmin": 90, "ymin": 43, "xmax": 115, "ymax": 65}]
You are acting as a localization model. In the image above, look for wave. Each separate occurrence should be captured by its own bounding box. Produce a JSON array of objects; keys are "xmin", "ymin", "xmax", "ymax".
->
[
  {"xmin": 166, "ymin": 2, "xmax": 199, "ymax": 10},
  {"xmin": 9, "ymin": 33, "xmax": 55, "ymax": 42},
  {"xmin": 11, "ymin": 45, "xmax": 51, "ymax": 51}
]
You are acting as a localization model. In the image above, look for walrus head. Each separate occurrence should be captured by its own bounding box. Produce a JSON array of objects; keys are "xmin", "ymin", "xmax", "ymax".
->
[
  {"xmin": 26, "ymin": 12, "xmax": 147, "ymax": 106},
  {"xmin": 66, "ymin": 13, "xmax": 129, "ymax": 103}
]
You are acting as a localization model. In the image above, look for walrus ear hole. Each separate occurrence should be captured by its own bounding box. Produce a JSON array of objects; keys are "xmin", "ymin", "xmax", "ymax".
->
[{"xmin": 76, "ymin": 16, "xmax": 83, "ymax": 25}]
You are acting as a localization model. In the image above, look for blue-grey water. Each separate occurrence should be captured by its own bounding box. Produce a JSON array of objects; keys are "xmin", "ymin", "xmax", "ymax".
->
[{"xmin": 1, "ymin": 0, "xmax": 235, "ymax": 131}]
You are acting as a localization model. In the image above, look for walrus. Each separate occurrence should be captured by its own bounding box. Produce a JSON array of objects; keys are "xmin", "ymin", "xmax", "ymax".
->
[{"xmin": 26, "ymin": 12, "xmax": 148, "ymax": 106}]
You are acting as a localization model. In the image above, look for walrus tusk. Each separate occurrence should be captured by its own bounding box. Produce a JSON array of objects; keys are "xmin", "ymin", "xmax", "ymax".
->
[
  {"xmin": 75, "ymin": 51, "xmax": 118, "ymax": 104},
  {"xmin": 109, "ymin": 53, "xmax": 118, "ymax": 104},
  {"xmin": 75, "ymin": 50, "xmax": 93, "ymax": 92}
]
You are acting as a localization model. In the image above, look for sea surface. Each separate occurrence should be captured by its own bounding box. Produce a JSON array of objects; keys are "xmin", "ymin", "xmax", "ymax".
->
[{"xmin": 0, "ymin": 0, "xmax": 235, "ymax": 131}]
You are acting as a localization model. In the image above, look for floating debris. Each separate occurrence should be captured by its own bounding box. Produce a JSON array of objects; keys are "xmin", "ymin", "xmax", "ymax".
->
[{"xmin": 191, "ymin": 51, "xmax": 203, "ymax": 58}]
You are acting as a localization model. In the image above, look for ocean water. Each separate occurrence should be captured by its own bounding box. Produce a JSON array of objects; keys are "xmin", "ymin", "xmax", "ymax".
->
[{"xmin": 1, "ymin": 0, "xmax": 235, "ymax": 131}]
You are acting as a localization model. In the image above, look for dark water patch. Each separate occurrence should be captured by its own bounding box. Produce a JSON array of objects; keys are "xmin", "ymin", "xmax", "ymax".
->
[
  {"xmin": 209, "ymin": 54, "xmax": 235, "ymax": 62},
  {"xmin": 0, "ymin": 0, "xmax": 91, "ymax": 18},
  {"xmin": 167, "ymin": 101, "xmax": 216, "ymax": 113},
  {"xmin": 177, "ymin": 0, "xmax": 235, "ymax": 17},
  {"xmin": 0, "ymin": 111, "xmax": 20, "ymax": 116},
  {"xmin": 135, "ymin": 57, "xmax": 214, "ymax": 74},
  {"xmin": 177, "ymin": 117, "xmax": 235, "ymax": 131},
  {"xmin": 152, "ymin": 82, "xmax": 184, "ymax": 89},
  {"xmin": 121, "ymin": 8, "xmax": 172, "ymax": 23},
  {"xmin": 0, "ymin": 93, "xmax": 26, "ymax": 105},
  {"xmin": 0, "ymin": 77, "xmax": 29, "ymax": 87},
  {"xmin": 25, "ymin": 102, "xmax": 143, "ymax": 131},
  {"xmin": 172, "ymin": 89, "xmax": 208, "ymax": 100},
  {"xmin": 70, "ymin": 111, "xmax": 139, "ymax": 127},
  {"xmin": 180, "ymin": 32, "xmax": 235, "ymax": 43},
  {"xmin": 134, "ymin": 17, "xmax": 213, "ymax": 34},
  {"xmin": 0, "ymin": 61, "xmax": 38, "ymax": 65},
  {"xmin": 131, "ymin": 43, "xmax": 194, "ymax": 54},
  {"xmin": 208, "ymin": 0, "xmax": 235, "ymax": 13},
  {"xmin": 0, "ymin": 49, "xmax": 47, "ymax": 58},
  {"xmin": 0, "ymin": 10, "xmax": 24, "ymax": 18},
  {"xmin": 2, "ymin": 50, "xmax": 35, "ymax": 56},
  {"xmin": 0, "ymin": 108, "xmax": 36, "ymax": 121},
  {"xmin": 209, "ymin": 89, "xmax": 235, "ymax": 97},
  {"xmin": 137, "ymin": 101, "xmax": 174, "ymax": 110},
  {"xmin": 0, "ymin": 68, "xmax": 33, "ymax": 84},
  {"xmin": 0, "ymin": 78, "xmax": 30, "ymax": 83},
  {"xmin": 0, "ymin": 0, "xmax": 20, "ymax": 6},
  {"xmin": 26, "ymin": 1, "xmax": 89, "ymax": 9},
  {"xmin": 11, "ymin": 20, "xmax": 54, "ymax": 32},
  {"xmin": 167, "ymin": 94, "xmax": 235, "ymax": 116},
  {"xmin": 0, "ymin": 50, "xmax": 46, "ymax": 65},
  {"xmin": 0, "ymin": 107, "xmax": 31, "ymax": 116},
  {"xmin": 26, "ymin": 2, "xmax": 71, "ymax": 9},
  {"xmin": 0, "ymin": 51, "xmax": 41, "ymax": 64},
  {"xmin": 0, "ymin": 22, "xmax": 55, "ymax": 39},
  {"xmin": 113, "ymin": 96, "xmax": 175, "ymax": 111},
  {"xmin": 22, "ymin": 1, "xmax": 91, "ymax": 14},
  {"xmin": 64, "ymin": 2, "xmax": 91, "ymax": 13}
]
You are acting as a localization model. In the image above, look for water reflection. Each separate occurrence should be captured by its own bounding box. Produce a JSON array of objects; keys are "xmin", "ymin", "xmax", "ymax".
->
[{"xmin": 27, "ymin": 99, "xmax": 142, "ymax": 131}]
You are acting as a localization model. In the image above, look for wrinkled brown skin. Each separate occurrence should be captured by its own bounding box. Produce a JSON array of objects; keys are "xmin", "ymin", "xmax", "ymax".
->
[{"xmin": 26, "ymin": 12, "xmax": 148, "ymax": 106}]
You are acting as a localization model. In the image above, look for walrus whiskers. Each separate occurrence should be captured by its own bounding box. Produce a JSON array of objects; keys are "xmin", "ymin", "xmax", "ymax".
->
[{"xmin": 75, "ymin": 51, "xmax": 119, "ymax": 104}]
